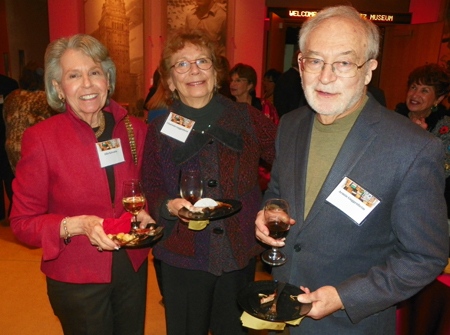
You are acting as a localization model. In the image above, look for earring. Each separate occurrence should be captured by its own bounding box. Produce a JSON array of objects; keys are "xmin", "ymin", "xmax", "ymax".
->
[
  {"xmin": 431, "ymin": 104, "xmax": 438, "ymax": 113},
  {"xmin": 171, "ymin": 90, "xmax": 178, "ymax": 100}
]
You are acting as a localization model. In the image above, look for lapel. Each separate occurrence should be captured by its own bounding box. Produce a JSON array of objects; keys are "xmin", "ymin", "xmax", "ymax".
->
[
  {"xmin": 292, "ymin": 110, "xmax": 315, "ymax": 225},
  {"xmin": 302, "ymin": 97, "xmax": 382, "ymax": 228}
]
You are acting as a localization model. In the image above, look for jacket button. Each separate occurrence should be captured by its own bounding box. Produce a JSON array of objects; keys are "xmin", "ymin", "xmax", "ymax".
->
[
  {"xmin": 207, "ymin": 180, "xmax": 218, "ymax": 187},
  {"xmin": 294, "ymin": 244, "xmax": 301, "ymax": 252},
  {"xmin": 213, "ymin": 227, "xmax": 224, "ymax": 234}
]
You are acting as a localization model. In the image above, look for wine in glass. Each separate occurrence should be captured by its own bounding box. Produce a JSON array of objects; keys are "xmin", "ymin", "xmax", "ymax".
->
[
  {"xmin": 261, "ymin": 199, "xmax": 290, "ymax": 266},
  {"xmin": 122, "ymin": 179, "xmax": 146, "ymax": 230},
  {"xmin": 180, "ymin": 171, "xmax": 203, "ymax": 205}
]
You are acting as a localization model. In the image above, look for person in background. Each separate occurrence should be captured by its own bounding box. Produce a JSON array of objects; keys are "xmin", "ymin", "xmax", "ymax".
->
[
  {"xmin": 10, "ymin": 34, "xmax": 153, "ymax": 335},
  {"xmin": 229, "ymin": 63, "xmax": 279, "ymax": 124},
  {"xmin": 273, "ymin": 50, "xmax": 307, "ymax": 118},
  {"xmin": 4, "ymin": 61, "xmax": 57, "ymax": 174},
  {"xmin": 262, "ymin": 68, "xmax": 281, "ymax": 104},
  {"xmin": 146, "ymin": 69, "xmax": 171, "ymax": 124},
  {"xmin": 217, "ymin": 55, "xmax": 232, "ymax": 98},
  {"xmin": 142, "ymin": 29, "xmax": 276, "ymax": 335},
  {"xmin": 144, "ymin": 68, "xmax": 161, "ymax": 107},
  {"xmin": 395, "ymin": 63, "xmax": 450, "ymax": 132},
  {"xmin": 395, "ymin": 63, "xmax": 450, "ymax": 216},
  {"xmin": 255, "ymin": 5, "xmax": 448, "ymax": 334},
  {"xmin": 0, "ymin": 73, "xmax": 18, "ymax": 224},
  {"xmin": 229, "ymin": 63, "xmax": 278, "ymax": 193}
]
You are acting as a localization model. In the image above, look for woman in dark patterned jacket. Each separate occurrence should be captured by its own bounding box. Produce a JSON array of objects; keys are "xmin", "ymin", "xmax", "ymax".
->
[{"xmin": 142, "ymin": 29, "xmax": 277, "ymax": 335}]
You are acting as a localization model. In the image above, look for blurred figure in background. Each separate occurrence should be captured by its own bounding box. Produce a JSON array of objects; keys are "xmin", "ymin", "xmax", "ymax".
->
[
  {"xmin": 229, "ymin": 63, "xmax": 278, "ymax": 124},
  {"xmin": 396, "ymin": 63, "xmax": 450, "ymax": 132},
  {"xmin": 395, "ymin": 63, "xmax": 450, "ymax": 218},
  {"xmin": 262, "ymin": 68, "xmax": 281, "ymax": 104},
  {"xmin": 229, "ymin": 63, "xmax": 278, "ymax": 193},
  {"xmin": 0, "ymin": 73, "xmax": 18, "ymax": 223},
  {"xmin": 273, "ymin": 50, "xmax": 307, "ymax": 118},
  {"xmin": 4, "ymin": 61, "xmax": 57, "ymax": 174}
]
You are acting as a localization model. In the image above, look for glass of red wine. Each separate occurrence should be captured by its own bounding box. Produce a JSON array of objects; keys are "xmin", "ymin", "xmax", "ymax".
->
[
  {"xmin": 122, "ymin": 179, "xmax": 146, "ymax": 230},
  {"xmin": 180, "ymin": 171, "xmax": 203, "ymax": 205},
  {"xmin": 261, "ymin": 199, "xmax": 290, "ymax": 266}
]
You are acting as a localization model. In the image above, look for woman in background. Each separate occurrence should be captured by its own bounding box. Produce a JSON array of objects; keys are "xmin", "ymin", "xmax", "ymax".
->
[
  {"xmin": 395, "ymin": 63, "xmax": 450, "ymax": 131},
  {"xmin": 229, "ymin": 63, "xmax": 279, "ymax": 124},
  {"xmin": 262, "ymin": 68, "xmax": 281, "ymax": 104}
]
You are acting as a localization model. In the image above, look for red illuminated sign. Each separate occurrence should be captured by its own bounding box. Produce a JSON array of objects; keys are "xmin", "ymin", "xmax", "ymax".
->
[{"xmin": 269, "ymin": 8, "xmax": 411, "ymax": 24}]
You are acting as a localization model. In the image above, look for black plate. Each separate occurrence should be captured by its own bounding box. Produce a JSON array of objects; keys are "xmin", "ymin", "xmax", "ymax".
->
[
  {"xmin": 178, "ymin": 199, "xmax": 242, "ymax": 221},
  {"xmin": 238, "ymin": 281, "xmax": 312, "ymax": 322},
  {"xmin": 116, "ymin": 226, "xmax": 164, "ymax": 249}
]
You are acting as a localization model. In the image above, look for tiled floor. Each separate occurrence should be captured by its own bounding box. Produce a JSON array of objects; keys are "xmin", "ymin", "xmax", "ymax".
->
[{"xmin": 0, "ymin": 217, "xmax": 272, "ymax": 335}]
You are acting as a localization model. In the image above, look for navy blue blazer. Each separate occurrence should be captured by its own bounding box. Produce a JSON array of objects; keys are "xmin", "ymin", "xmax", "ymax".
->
[{"xmin": 266, "ymin": 94, "xmax": 449, "ymax": 335}]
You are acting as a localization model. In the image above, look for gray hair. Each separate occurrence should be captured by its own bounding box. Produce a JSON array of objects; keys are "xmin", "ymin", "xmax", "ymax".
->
[
  {"xmin": 299, "ymin": 6, "xmax": 380, "ymax": 61},
  {"xmin": 44, "ymin": 34, "xmax": 116, "ymax": 112}
]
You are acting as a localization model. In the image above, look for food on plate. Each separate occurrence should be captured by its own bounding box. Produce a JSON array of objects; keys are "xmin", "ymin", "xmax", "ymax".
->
[
  {"xmin": 107, "ymin": 232, "xmax": 138, "ymax": 245},
  {"xmin": 190, "ymin": 198, "xmax": 233, "ymax": 213},
  {"xmin": 259, "ymin": 293, "xmax": 276, "ymax": 304}
]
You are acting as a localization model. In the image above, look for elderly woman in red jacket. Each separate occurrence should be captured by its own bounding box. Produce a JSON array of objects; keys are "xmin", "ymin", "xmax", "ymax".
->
[
  {"xmin": 142, "ymin": 29, "xmax": 277, "ymax": 335},
  {"xmin": 10, "ymin": 34, "xmax": 153, "ymax": 335}
]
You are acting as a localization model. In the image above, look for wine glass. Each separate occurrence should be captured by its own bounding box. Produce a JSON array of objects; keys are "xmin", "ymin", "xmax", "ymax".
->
[
  {"xmin": 180, "ymin": 171, "xmax": 203, "ymax": 205},
  {"xmin": 261, "ymin": 199, "xmax": 290, "ymax": 266},
  {"xmin": 122, "ymin": 179, "xmax": 146, "ymax": 230}
]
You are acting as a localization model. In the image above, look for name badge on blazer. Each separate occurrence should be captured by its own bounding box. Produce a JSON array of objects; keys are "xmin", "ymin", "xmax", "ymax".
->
[
  {"xmin": 160, "ymin": 112, "xmax": 195, "ymax": 143},
  {"xmin": 326, "ymin": 177, "xmax": 380, "ymax": 225},
  {"xmin": 96, "ymin": 138, "xmax": 125, "ymax": 168}
]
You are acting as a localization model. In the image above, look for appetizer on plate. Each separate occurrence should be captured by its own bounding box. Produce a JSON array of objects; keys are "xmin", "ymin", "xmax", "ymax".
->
[{"xmin": 190, "ymin": 198, "xmax": 232, "ymax": 213}]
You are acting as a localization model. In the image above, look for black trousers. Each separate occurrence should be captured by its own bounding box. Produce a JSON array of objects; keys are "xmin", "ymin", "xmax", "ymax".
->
[
  {"xmin": 47, "ymin": 250, "xmax": 148, "ymax": 335},
  {"xmin": 161, "ymin": 258, "xmax": 256, "ymax": 335}
]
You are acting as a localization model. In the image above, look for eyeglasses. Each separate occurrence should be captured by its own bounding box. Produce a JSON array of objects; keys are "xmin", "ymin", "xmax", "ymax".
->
[
  {"xmin": 299, "ymin": 57, "xmax": 371, "ymax": 78},
  {"xmin": 170, "ymin": 58, "xmax": 213, "ymax": 74},
  {"xmin": 230, "ymin": 78, "xmax": 248, "ymax": 84}
]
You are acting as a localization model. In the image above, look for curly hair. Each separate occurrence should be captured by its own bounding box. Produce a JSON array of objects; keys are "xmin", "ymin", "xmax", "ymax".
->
[
  {"xmin": 44, "ymin": 34, "xmax": 116, "ymax": 112},
  {"xmin": 408, "ymin": 63, "xmax": 450, "ymax": 98},
  {"xmin": 158, "ymin": 29, "xmax": 227, "ymax": 104}
]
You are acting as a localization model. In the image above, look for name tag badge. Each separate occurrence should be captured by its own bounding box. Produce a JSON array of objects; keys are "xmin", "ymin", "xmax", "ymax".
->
[
  {"xmin": 96, "ymin": 138, "xmax": 125, "ymax": 168},
  {"xmin": 160, "ymin": 112, "xmax": 195, "ymax": 143},
  {"xmin": 326, "ymin": 177, "xmax": 380, "ymax": 225}
]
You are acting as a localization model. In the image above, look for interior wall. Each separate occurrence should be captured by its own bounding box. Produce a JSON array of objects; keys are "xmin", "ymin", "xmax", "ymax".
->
[
  {"xmin": 0, "ymin": 0, "xmax": 10, "ymax": 75},
  {"xmin": 47, "ymin": 0, "xmax": 84, "ymax": 41},
  {"xmin": 410, "ymin": 0, "xmax": 443, "ymax": 23},
  {"xmin": 232, "ymin": 0, "xmax": 266, "ymax": 94},
  {"xmin": 5, "ymin": 0, "xmax": 49, "ymax": 81}
]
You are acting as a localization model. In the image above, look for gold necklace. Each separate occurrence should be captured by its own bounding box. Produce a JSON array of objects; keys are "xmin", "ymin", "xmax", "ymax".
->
[{"xmin": 94, "ymin": 112, "xmax": 106, "ymax": 138}]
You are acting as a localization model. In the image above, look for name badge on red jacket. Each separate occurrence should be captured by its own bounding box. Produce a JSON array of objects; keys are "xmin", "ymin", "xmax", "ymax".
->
[{"xmin": 95, "ymin": 138, "xmax": 125, "ymax": 168}]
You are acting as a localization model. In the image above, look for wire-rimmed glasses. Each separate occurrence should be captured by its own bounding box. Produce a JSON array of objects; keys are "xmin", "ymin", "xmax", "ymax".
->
[
  {"xmin": 299, "ymin": 57, "xmax": 371, "ymax": 78},
  {"xmin": 171, "ymin": 58, "xmax": 213, "ymax": 74}
]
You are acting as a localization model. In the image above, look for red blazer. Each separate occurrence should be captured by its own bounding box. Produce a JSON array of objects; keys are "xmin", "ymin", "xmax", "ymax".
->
[{"xmin": 10, "ymin": 100, "xmax": 149, "ymax": 284}]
